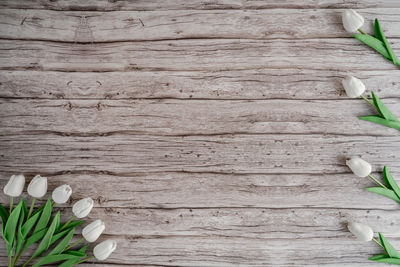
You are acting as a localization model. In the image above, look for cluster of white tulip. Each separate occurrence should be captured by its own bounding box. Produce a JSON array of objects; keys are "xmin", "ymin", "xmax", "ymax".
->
[{"xmin": 3, "ymin": 174, "xmax": 117, "ymax": 264}]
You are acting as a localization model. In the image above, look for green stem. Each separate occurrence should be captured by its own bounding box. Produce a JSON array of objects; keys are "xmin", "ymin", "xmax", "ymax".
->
[
  {"xmin": 12, "ymin": 250, "xmax": 23, "ymax": 267},
  {"xmin": 9, "ymin": 196, "xmax": 13, "ymax": 213},
  {"xmin": 8, "ymin": 255, "xmax": 12, "ymax": 267},
  {"xmin": 368, "ymin": 174, "xmax": 388, "ymax": 189},
  {"xmin": 22, "ymin": 255, "xmax": 34, "ymax": 267},
  {"xmin": 64, "ymin": 238, "xmax": 85, "ymax": 252},
  {"xmin": 27, "ymin": 197, "xmax": 36, "ymax": 220},
  {"xmin": 76, "ymin": 255, "xmax": 95, "ymax": 264},
  {"xmin": 358, "ymin": 28, "xmax": 367, "ymax": 35},
  {"xmin": 59, "ymin": 216, "xmax": 75, "ymax": 232},
  {"xmin": 361, "ymin": 94, "xmax": 375, "ymax": 108},
  {"xmin": 373, "ymin": 237, "xmax": 384, "ymax": 248}
]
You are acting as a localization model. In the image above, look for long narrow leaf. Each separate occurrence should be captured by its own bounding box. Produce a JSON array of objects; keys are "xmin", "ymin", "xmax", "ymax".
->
[
  {"xmin": 31, "ymin": 254, "xmax": 82, "ymax": 267},
  {"xmin": 59, "ymin": 244, "xmax": 88, "ymax": 267},
  {"xmin": 16, "ymin": 201, "xmax": 26, "ymax": 253},
  {"xmin": 383, "ymin": 167, "xmax": 400, "ymax": 199},
  {"xmin": 50, "ymin": 228, "xmax": 71, "ymax": 244},
  {"xmin": 0, "ymin": 204, "xmax": 9, "ymax": 232},
  {"xmin": 371, "ymin": 91, "xmax": 399, "ymax": 122},
  {"xmin": 33, "ymin": 199, "xmax": 52, "ymax": 234},
  {"xmin": 374, "ymin": 19, "xmax": 399, "ymax": 64},
  {"xmin": 365, "ymin": 187, "xmax": 400, "ymax": 203},
  {"xmin": 370, "ymin": 257, "xmax": 400, "ymax": 265},
  {"xmin": 21, "ymin": 211, "xmax": 41, "ymax": 237},
  {"xmin": 57, "ymin": 220, "xmax": 83, "ymax": 232},
  {"xmin": 22, "ymin": 228, "xmax": 47, "ymax": 253},
  {"xmin": 369, "ymin": 254, "xmax": 389, "ymax": 261},
  {"xmin": 48, "ymin": 228, "xmax": 75, "ymax": 256},
  {"xmin": 359, "ymin": 115, "xmax": 400, "ymax": 131},
  {"xmin": 354, "ymin": 34, "xmax": 391, "ymax": 60},
  {"xmin": 3, "ymin": 200, "xmax": 22, "ymax": 256},
  {"xmin": 379, "ymin": 233, "xmax": 400, "ymax": 258},
  {"xmin": 32, "ymin": 211, "xmax": 60, "ymax": 258}
]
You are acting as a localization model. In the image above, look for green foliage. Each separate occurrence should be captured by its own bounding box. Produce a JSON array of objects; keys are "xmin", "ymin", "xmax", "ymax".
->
[
  {"xmin": 365, "ymin": 166, "xmax": 400, "ymax": 204},
  {"xmin": 359, "ymin": 91, "xmax": 400, "ymax": 131},
  {"xmin": 369, "ymin": 234, "xmax": 400, "ymax": 265},
  {"xmin": 354, "ymin": 18, "xmax": 400, "ymax": 67}
]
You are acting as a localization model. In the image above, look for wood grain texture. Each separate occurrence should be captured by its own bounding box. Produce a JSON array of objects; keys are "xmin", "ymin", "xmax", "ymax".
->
[
  {"xmin": 0, "ymin": 0, "xmax": 399, "ymax": 266},
  {"xmin": 0, "ymin": 8, "xmax": 400, "ymax": 42}
]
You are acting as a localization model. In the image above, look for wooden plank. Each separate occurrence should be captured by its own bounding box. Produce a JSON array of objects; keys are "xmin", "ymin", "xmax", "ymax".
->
[
  {"xmin": 0, "ymin": 134, "xmax": 398, "ymax": 174},
  {"xmin": 1, "ymin": 207, "xmax": 399, "ymax": 266},
  {"xmin": 0, "ymin": 235, "xmax": 388, "ymax": 266},
  {"xmin": 1, "ymin": 70, "xmax": 400, "ymax": 100},
  {"xmin": 1, "ymin": 172, "xmax": 400, "ymax": 210},
  {"xmin": 0, "ymin": 39, "xmax": 399, "ymax": 72},
  {"xmin": 0, "ymin": 9, "xmax": 399, "ymax": 42},
  {"xmin": 2, "ymin": 0, "xmax": 400, "ymax": 10},
  {"xmin": 1, "ymin": 98, "xmax": 400, "ymax": 136}
]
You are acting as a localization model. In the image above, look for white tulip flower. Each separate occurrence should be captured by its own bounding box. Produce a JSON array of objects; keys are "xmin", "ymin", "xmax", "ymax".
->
[
  {"xmin": 346, "ymin": 157, "xmax": 372, "ymax": 178},
  {"xmin": 52, "ymin": 184, "xmax": 72, "ymax": 204},
  {"xmin": 93, "ymin": 240, "xmax": 117, "ymax": 261},
  {"xmin": 342, "ymin": 9, "xmax": 364, "ymax": 33},
  {"xmin": 348, "ymin": 222, "xmax": 373, "ymax": 242},
  {"xmin": 3, "ymin": 174, "xmax": 25, "ymax": 197},
  {"xmin": 342, "ymin": 75, "xmax": 366, "ymax": 98},
  {"xmin": 72, "ymin": 197, "xmax": 94, "ymax": 218},
  {"xmin": 82, "ymin": 219, "xmax": 105, "ymax": 242},
  {"xmin": 27, "ymin": 175, "xmax": 47, "ymax": 198}
]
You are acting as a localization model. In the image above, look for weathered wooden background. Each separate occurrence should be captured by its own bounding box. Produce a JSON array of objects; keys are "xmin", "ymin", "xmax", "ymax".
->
[{"xmin": 0, "ymin": 0, "xmax": 400, "ymax": 266}]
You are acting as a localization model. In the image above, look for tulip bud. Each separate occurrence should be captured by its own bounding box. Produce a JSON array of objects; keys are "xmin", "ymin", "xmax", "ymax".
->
[
  {"xmin": 82, "ymin": 219, "xmax": 105, "ymax": 242},
  {"xmin": 342, "ymin": 75, "xmax": 366, "ymax": 98},
  {"xmin": 346, "ymin": 157, "xmax": 372, "ymax": 178},
  {"xmin": 93, "ymin": 240, "xmax": 117, "ymax": 261},
  {"xmin": 72, "ymin": 197, "xmax": 94, "ymax": 218},
  {"xmin": 342, "ymin": 9, "xmax": 364, "ymax": 33},
  {"xmin": 348, "ymin": 222, "xmax": 373, "ymax": 242},
  {"xmin": 52, "ymin": 184, "xmax": 72, "ymax": 204},
  {"xmin": 27, "ymin": 175, "xmax": 47, "ymax": 198},
  {"xmin": 3, "ymin": 174, "xmax": 25, "ymax": 197}
]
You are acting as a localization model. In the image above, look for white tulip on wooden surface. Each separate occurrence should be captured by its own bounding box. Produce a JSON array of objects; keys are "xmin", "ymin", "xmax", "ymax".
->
[
  {"xmin": 342, "ymin": 9, "xmax": 364, "ymax": 33},
  {"xmin": 52, "ymin": 184, "xmax": 72, "ymax": 204},
  {"xmin": 3, "ymin": 174, "xmax": 25, "ymax": 197},
  {"xmin": 27, "ymin": 174, "xmax": 48, "ymax": 198},
  {"xmin": 346, "ymin": 157, "xmax": 372, "ymax": 178},
  {"xmin": 72, "ymin": 197, "xmax": 94, "ymax": 218},
  {"xmin": 342, "ymin": 75, "xmax": 366, "ymax": 98},
  {"xmin": 347, "ymin": 222, "xmax": 374, "ymax": 242},
  {"xmin": 94, "ymin": 240, "xmax": 117, "ymax": 261},
  {"xmin": 83, "ymin": 219, "xmax": 105, "ymax": 242}
]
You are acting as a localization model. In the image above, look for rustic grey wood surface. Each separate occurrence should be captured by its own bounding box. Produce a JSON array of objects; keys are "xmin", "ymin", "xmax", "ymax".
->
[{"xmin": 0, "ymin": 0, "xmax": 399, "ymax": 266}]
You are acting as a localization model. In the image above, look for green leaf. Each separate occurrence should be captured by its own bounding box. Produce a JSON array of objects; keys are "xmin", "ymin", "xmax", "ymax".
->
[
  {"xmin": 354, "ymin": 34, "xmax": 391, "ymax": 60},
  {"xmin": 379, "ymin": 233, "xmax": 400, "ymax": 258},
  {"xmin": 33, "ymin": 199, "xmax": 52, "ymax": 234},
  {"xmin": 16, "ymin": 200, "xmax": 26, "ymax": 253},
  {"xmin": 365, "ymin": 187, "xmax": 400, "ymax": 203},
  {"xmin": 59, "ymin": 245, "xmax": 88, "ymax": 267},
  {"xmin": 371, "ymin": 91, "xmax": 399, "ymax": 122},
  {"xmin": 374, "ymin": 19, "xmax": 385, "ymax": 42},
  {"xmin": 359, "ymin": 115, "xmax": 400, "ymax": 131},
  {"xmin": 369, "ymin": 254, "xmax": 389, "ymax": 261},
  {"xmin": 57, "ymin": 220, "xmax": 83, "ymax": 232},
  {"xmin": 370, "ymin": 257, "xmax": 400, "ymax": 265},
  {"xmin": 50, "ymin": 228, "xmax": 71, "ymax": 244},
  {"xmin": 22, "ymin": 228, "xmax": 47, "ymax": 253},
  {"xmin": 21, "ymin": 211, "xmax": 41, "ymax": 238},
  {"xmin": 48, "ymin": 228, "xmax": 75, "ymax": 256},
  {"xmin": 32, "ymin": 211, "xmax": 60, "ymax": 258},
  {"xmin": 374, "ymin": 19, "xmax": 399, "ymax": 65},
  {"xmin": 383, "ymin": 166, "xmax": 400, "ymax": 199},
  {"xmin": 3, "ymin": 200, "xmax": 23, "ymax": 256},
  {"xmin": 0, "ymin": 204, "xmax": 9, "ymax": 232},
  {"xmin": 31, "ymin": 254, "xmax": 82, "ymax": 267}
]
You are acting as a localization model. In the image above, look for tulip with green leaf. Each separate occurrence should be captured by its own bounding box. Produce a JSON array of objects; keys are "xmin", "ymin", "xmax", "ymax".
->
[
  {"xmin": 0, "ymin": 174, "xmax": 116, "ymax": 266},
  {"xmin": 342, "ymin": 75, "xmax": 400, "ymax": 131},
  {"xmin": 348, "ymin": 222, "xmax": 400, "ymax": 265},
  {"xmin": 342, "ymin": 10, "xmax": 400, "ymax": 68}
]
